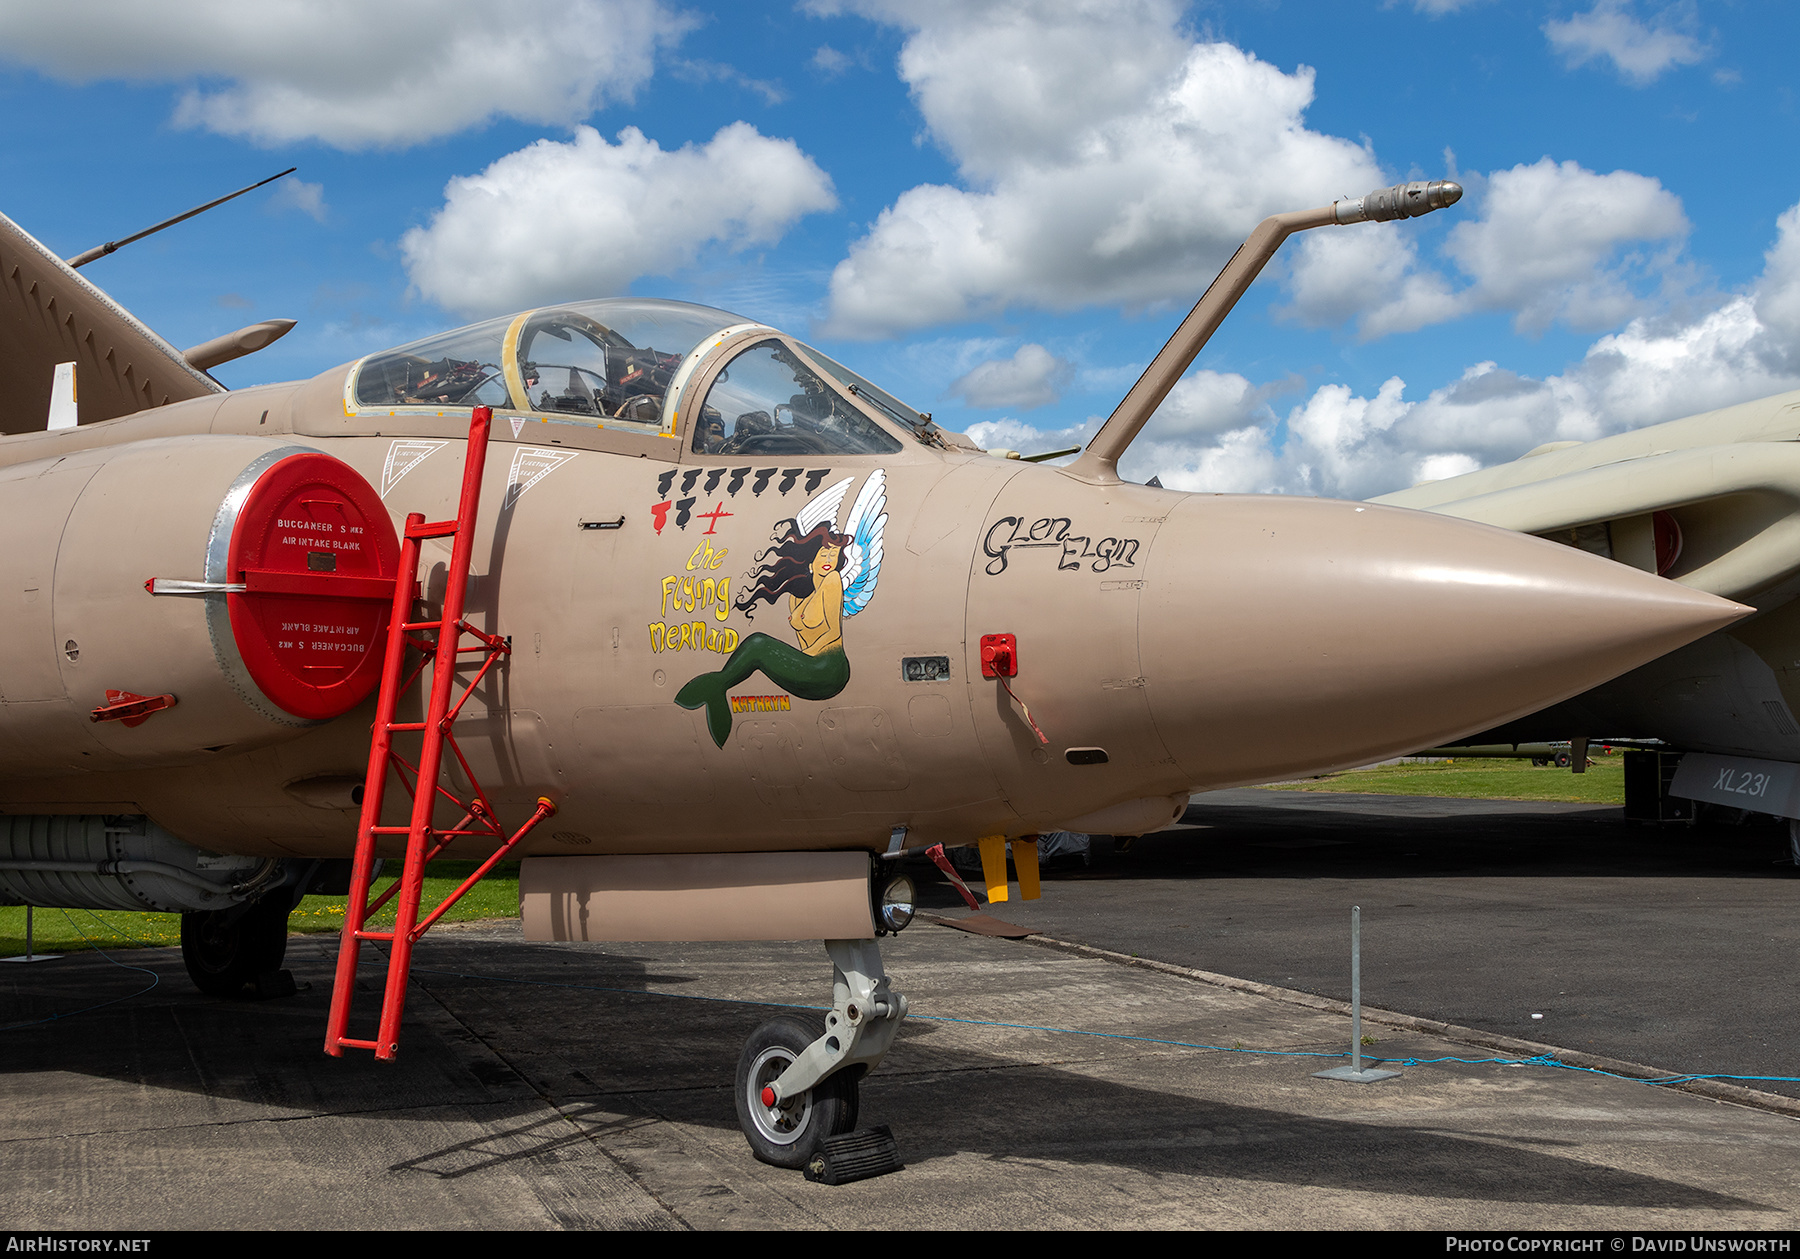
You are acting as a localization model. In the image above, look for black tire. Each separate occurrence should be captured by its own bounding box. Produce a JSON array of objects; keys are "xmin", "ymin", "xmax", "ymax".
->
[
  {"xmin": 180, "ymin": 896, "xmax": 291, "ymax": 998},
  {"xmin": 734, "ymin": 1015, "xmax": 860, "ymax": 1169},
  {"xmin": 1554, "ymin": 752, "xmax": 1572, "ymax": 767}
]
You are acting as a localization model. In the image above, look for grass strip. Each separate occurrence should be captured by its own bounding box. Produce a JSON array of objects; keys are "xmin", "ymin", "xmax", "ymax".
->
[
  {"xmin": 1257, "ymin": 755, "xmax": 1625, "ymax": 804},
  {"xmin": 0, "ymin": 859, "xmax": 520, "ymax": 957}
]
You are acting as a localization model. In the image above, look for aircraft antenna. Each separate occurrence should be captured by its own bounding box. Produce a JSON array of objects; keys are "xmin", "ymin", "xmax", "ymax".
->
[
  {"xmin": 1064, "ymin": 180, "xmax": 1461, "ymax": 485},
  {"xmin": 66, "ymin": 167, "xmax": 298, "ymax": 269}
]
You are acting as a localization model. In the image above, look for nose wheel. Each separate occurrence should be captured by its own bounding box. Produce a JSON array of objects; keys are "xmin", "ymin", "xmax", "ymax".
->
[
  {"xmin": 732, "ymin": 939, "xmax": 906, "ymax": 1171},
  {"xmin": 180, "ymin": 895, "xmax": 292, "ymax": 997},
  {"xmin": 735, "ymin": 1015, "xmax": 860, "ymax": 1168}
]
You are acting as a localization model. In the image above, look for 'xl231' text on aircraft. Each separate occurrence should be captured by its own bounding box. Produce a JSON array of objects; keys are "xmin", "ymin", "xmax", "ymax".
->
[
  {"xmin": 1379, "ymin": 385, "xmax": 1800, "ymax": 849},
  {"xmin": 0, "ymin": 178, "xmax": 1744, "ymax": 1168}
]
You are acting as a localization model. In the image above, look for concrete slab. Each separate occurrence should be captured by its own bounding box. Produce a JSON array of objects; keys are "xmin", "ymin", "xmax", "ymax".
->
[
  {"xmin": 979, "ymin": 789, "xmax": 1800, "ymax": 1101},
  {"xmin": 3, "ymin": 915, "xmax": 1798, "ymax": 1230}
]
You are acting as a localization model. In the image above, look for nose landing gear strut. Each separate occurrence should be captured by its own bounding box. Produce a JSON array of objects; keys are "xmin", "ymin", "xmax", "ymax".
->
[{"xmin": 734, "ymin": 938, "xmax": 907, "ymax": 1170}]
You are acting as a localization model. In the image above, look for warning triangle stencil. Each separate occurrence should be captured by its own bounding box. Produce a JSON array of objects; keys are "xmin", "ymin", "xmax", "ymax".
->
[
  {"xmin": 380, "ymin": 439, "xmax": 448, "ymax": 498},
  {"xmin": 505, "ymin": 447, "xmax": 577, "ymax": 508}
]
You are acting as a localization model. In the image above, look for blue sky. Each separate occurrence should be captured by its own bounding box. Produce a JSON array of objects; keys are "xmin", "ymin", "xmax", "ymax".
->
[{"xmin": 3, "ymin": 0, "xmax": 1796, "ymax": 496}]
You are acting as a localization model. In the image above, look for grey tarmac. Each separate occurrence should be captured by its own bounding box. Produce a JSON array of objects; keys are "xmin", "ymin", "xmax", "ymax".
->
[
  {"xmin": 988, "ymin": 788, "xmax": 1800, "ymax": 1102},
  {"xmin": 5, "ymin": 785, "xmax": 1800, "ymax": 1234}
]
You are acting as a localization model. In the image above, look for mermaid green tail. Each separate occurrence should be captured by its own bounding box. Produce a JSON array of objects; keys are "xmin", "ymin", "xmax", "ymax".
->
[{"xmin": 674, "ymin": 633, "xmax": 851, "ymax": 747}]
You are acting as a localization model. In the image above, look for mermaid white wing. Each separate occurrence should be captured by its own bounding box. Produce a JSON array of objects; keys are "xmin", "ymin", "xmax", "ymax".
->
[
  {"xmin": 796, "ymin": 475, "xmax": 854, "ymax": 537},
  {"xmin": 839, "ymin": 469, "xmax": 887, "ymax": 617}
]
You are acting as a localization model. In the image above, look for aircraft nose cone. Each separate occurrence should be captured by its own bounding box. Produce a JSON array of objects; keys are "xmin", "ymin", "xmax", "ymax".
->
[{"xmin": 1144, "ymin": 496, "xmax": 1749, "ymax": 786}]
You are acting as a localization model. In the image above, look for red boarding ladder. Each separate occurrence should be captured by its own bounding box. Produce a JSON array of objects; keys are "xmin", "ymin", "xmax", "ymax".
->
[{"xmin": 325, "ymin": 404, "xmax": 555, "ymax": 1060}]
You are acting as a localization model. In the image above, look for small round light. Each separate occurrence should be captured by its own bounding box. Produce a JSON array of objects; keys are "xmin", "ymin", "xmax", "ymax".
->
[{"xmin": 878, "ymin": 874, "xmax": 915, "ymax": 933}]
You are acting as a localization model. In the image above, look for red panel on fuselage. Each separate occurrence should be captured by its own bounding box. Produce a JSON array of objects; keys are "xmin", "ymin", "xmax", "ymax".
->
[{"xmin": 225, "ymin": 453, "xmax": 399, "ymax": 720}]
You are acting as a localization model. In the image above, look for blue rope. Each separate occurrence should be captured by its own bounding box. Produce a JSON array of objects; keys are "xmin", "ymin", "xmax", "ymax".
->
[
  {"xmin": 408, "ymin": 965, "xmax": 1800, "ymax": 1086},
  {"xmin": 9, "ymin": 939, "xmax": 1797, "ymax": 1091},
  {"xmin": 0, "ymin": 909, "xmax": 161, "ymax": 1031}
]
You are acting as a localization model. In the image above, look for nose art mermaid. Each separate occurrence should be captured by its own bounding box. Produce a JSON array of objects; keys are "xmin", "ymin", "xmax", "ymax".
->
[{"xmin": 676, "ymin": 470, "xmax": 888, "ymax": 747}]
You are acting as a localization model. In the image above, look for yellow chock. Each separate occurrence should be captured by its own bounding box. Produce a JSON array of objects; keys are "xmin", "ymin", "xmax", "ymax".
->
[
  {"xmin": 1013, "ymin": 836, "xmax": 1040, "ymax": 900},
  {"xmin": 976, "ymin": 833, "xmax": 1008, "ymax": 903}
]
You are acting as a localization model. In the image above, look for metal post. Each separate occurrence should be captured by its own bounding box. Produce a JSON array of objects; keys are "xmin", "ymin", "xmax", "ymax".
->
[
  {"xmin": 3, "ymin": 903, "xmax": 61, "ymax": 963},
  {"xmin": 1313, "ymin": 905, "xmax": 1400, "ymax": 1083},
  {"xmin": 1350, "ymin": 905, "xmax": 1361, "ymax": 1073}
]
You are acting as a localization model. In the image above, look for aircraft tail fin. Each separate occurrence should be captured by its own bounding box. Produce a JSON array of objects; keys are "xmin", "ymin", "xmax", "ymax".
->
[{"xmin": 0, "ymin": 210, "xmax": 224, "ymax": 436}]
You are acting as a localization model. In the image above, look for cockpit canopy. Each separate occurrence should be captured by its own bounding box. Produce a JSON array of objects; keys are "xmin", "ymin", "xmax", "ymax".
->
[{"xmin": 349, "ymin": 298, "xmax": 931, "ymax": 457}]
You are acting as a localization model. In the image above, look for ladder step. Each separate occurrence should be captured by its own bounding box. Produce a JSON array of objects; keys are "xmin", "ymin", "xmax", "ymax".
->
[{"xmin": 325, "ymin": 403, "xmax": 548, "ymax": 1065}]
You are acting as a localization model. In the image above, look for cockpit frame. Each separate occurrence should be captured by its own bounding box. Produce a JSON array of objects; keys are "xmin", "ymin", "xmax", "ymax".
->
[
  {"xmin": 669, "ymin": 329, "xmax": 905, "ymax": 463},
  {"xmin": 337, "ymin": 299, "xmax": 924, "ymax": 464}
]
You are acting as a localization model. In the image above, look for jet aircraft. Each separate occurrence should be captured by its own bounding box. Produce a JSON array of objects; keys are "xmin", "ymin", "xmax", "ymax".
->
[
  {"xmin": 1375, "ymin": 389, "xmax": 1800, "ymax": 852},
  {"xmin": 0, "ymin": 179, "xmax": 1746, "ymax": 1169}
]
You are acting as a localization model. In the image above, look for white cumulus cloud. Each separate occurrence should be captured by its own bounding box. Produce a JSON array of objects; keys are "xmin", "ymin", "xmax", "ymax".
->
[
  {"xmin": 812, "ymin": 45, "xmax": 853, "ymax": 76},
  {"xmin": 816, "ymin": 0, "xmax": 1382, "ymax": 337},
  {"xmin": 1544, "ymin": 0, "xmax": 1708, "ymax": 85},
  {"xmin": 964, "ymin": 414, "xmax": 1095, "ymax": 459},
  {"xmin": 1407, "ymin": 0, "xmax": 1489, "ymax": 14},
  {"xmin": 1023, "ymin": 201, "xmax": 1800, "ymax": 499},
  {"xmin": 966, "ymin": 367, "xmax": 1286, "ymax": 491},
  {"xmin": 1142, "ymin": 369, "xmax": 1283, "ymax": 442},
  {"xmin": 1281, "ymin": 226, "xmax": 1454, "ymax": 335},
  {"xmin": 401, "ymin": 123, "xmax": 838, "ymax": 318},
  {"xmin": 947, "ymin": 344, "xmax": 1074, "ymax": 410},
  {"xmin": 1286, "ymin": 158, "xmax": 1689, "ymax": 338},
  {"xmin": 267, "ymin": 178, "xmax": 327, "ymax": 223},
  {"xmin": 0, "ymin": 0, "xmax": 692, "ymax": 148},
  {"xmin": 1440, "ymin": 160, "xmax": 1689, "ymax": 333},
  {"xmin": 1756, "ymin": 204, "xmax": 1800, "ymax": 346}
]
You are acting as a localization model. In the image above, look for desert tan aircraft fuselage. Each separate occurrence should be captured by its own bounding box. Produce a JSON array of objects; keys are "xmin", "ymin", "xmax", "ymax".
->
[
  {"xmin": 0, "ymin": 185, "xmax": 1747, "ymax": 1170},
  {"xmin": 0, "ymin": 299, "xmax": 1742, "ymax": 852}
]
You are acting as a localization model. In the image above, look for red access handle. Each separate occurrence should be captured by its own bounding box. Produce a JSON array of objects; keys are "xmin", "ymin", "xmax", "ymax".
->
[{"xmin": 980, "ymin": 633, "xmax": 1017, "ymax": 678}]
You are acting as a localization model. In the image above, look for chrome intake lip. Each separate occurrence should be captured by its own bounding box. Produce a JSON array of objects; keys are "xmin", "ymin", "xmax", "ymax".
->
[{"xmin": 203, "ymin": 443, "xmax": 327, "ymax": 729}]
